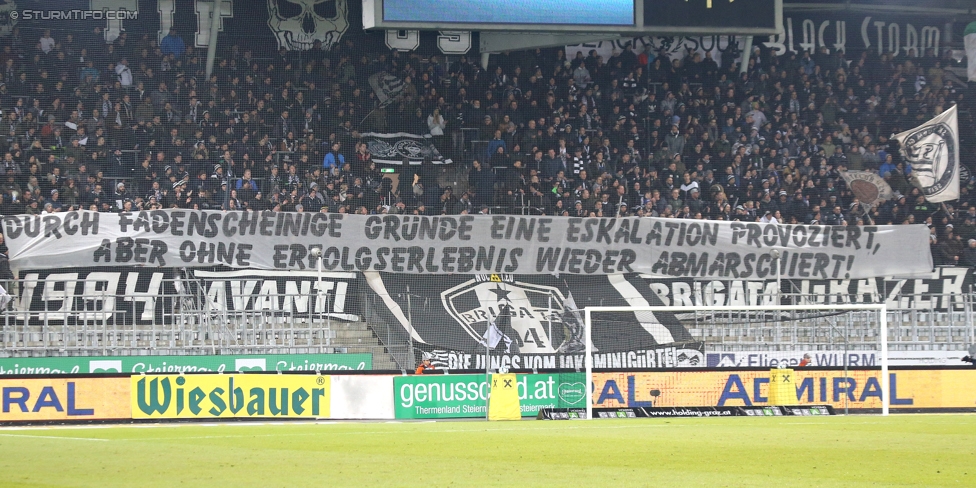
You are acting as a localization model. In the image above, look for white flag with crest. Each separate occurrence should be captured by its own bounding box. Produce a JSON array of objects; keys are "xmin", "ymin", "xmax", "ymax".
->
[{"xmin": 892, "ymin": 105, "xmax": 960, "ymax": 203}]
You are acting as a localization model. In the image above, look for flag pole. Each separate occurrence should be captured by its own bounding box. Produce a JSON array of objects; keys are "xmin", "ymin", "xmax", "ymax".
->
[{"xmin": 485, "ymin": 305, "xmax": 492, "ymax": 421}]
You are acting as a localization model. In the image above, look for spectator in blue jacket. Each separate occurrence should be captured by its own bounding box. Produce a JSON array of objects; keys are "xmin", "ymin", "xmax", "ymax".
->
[
  {"xmin": 323, "ymin": 142, "xmax": 344, "ymax": 171},
  {"xmin": 160, "ymin": 27, "xmax": 186, "ymax": 58},
  {"xmin": 486, "ymin": 130, "xmax": 506, "ymax": 161}
]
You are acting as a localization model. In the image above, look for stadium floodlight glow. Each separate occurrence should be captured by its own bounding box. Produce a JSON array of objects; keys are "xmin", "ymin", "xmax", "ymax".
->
[{"xmin": 583, "ymin": 304, "xmax": 889, "ymax": 420}]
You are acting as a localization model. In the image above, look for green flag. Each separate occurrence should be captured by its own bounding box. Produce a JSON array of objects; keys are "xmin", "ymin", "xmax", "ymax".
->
[{"xmin": 965, "ymin": 21, "xmax": 976, "ymax": 82}]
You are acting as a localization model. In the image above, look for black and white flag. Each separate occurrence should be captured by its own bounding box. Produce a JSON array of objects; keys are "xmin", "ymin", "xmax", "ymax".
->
[
  {"xmin": 363, "ymin": 272, "xmax": 702, "ymax": 370},
  {"xmin": 368, "ymin": 72, "xmax": 406, "ymax": 108},
  {"xmin": 361, "ymin": 132, "xmax": 453, "ymax": 164},
  {"xmin": 893, "ymin": 105, "xmax": 960, "ymax": 203}
]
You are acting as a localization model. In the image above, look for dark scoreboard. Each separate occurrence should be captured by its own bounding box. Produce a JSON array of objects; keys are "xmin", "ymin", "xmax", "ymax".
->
[
  {"xmin": 364, "ymin": 0, "xmax": 783, "ymax": 35},
  {"xmin": 644, "ymin": 0, "xmax": 780, "ymax": 33}
]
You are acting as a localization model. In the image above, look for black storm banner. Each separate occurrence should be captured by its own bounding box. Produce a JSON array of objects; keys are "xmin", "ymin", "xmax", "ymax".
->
[{"xmin": 764, "ymin": 11, "xmax": 945, "ymax": 57}]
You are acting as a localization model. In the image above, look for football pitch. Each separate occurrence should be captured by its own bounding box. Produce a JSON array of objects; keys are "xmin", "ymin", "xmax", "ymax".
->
[{"xmin": 1, "ymin": 415, "xmax": 974, "ymax": 487}]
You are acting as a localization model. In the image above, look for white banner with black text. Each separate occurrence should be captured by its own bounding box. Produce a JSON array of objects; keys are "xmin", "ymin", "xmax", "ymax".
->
[{"xmin": 3, "ymin": 211, "xmax": 933, "ymax": 278}]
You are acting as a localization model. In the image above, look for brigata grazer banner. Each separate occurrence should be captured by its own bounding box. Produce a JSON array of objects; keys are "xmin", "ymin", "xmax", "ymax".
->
[
  {"xmin": 3, "ymin": 210, "xmax": 933, "ymax": 278},
  {"xmin": 641, "ymin": 266, "xmax": 974, "ymax": 312}
]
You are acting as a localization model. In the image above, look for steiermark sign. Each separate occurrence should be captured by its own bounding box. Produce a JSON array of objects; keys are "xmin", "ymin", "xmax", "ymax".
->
[{"xmin": 0, "ymin": 353, "xmax": 372, "ymax": 375}]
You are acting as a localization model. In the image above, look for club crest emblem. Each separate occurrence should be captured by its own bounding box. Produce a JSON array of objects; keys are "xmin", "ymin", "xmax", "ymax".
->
[
  {"xmin": 900, "ymin": 122, "xmax": 956, "ymax": 198},
  {"xmin": 440, "ymin": 274, "xmax": 586, "ymax": 354}
]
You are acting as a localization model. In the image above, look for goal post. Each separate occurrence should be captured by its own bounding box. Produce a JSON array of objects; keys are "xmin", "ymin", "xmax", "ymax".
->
[{"xmin": 583, "ymin": 304, "xmax": 889, "ymax": 419}]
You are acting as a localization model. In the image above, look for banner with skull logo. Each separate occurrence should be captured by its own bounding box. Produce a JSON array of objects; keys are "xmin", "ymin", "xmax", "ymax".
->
[
  {"xmin": 893, "ymin": 105, "xmax": 960, "ymax": 203},
  {"xmin": 363, "ymin": 272, "xmax": 702, "ymax": 371},
  {"xmin": 267, "ymin": 0, "xmax": 349, "ymax": 50},
  {"xmin": 0, "ymin": 0, "xmax": 16, "ymax": 37}
]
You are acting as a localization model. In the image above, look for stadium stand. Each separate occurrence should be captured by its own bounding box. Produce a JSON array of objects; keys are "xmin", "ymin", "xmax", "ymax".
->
[
  {"xmin": 0, "ymin": 7, "xmax": 973, "ymax": 369},
  {"xmin": 0, "ymin": 23, "xmax": 970, "ymax": 257}
]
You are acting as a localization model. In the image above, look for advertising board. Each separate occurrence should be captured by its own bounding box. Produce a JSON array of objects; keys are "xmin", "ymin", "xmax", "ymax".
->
[
  {"xmin": 0, "ymin": 378, "xmax": 130, "ymax": 422},
  {"xmin": 0, "ymin": 354, "xmax": 372, "ymax": 376},
  {"xmin": 705, "ymin": 350, "xmax": 967, "ymax": 368},
  {"xmin": 131, "ymin": 374, "xmax": 330, "ymax": 419},
  {"xmin": 330, "ymin": 375, "xmax": 395, "ymax": 420},
  {"xmin": 593, "ymin": 370, "xmax": 976, "ymax": 410},
  {"xmin": 394, "ymin": 373, "xmax": 585, "ymax": 419}
]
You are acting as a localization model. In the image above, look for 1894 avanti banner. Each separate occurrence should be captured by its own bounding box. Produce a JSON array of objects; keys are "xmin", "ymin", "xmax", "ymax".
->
[{"xmin": 3, "ymin": 210, "xmax": 933, "ymax": 278}]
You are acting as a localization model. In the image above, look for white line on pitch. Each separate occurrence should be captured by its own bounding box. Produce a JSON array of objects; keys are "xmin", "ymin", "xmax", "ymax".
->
[
  {"xmin": 117, "ymin": 423, "xmax": 691, "ymax": 440},
  {"xmin": 0, "ymin": 434, "xmax": 109, "ymax": 441}
]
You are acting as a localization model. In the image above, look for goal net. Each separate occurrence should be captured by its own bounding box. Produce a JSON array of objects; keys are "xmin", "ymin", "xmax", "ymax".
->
[{"xmin": 583, "ymin": 304, "xmax": 890, "ymax": 419}]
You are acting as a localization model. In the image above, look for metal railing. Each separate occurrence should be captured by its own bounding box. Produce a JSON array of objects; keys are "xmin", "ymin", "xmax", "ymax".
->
[
  {"xmin": 679, "ymin": 289, "xmax": 976, "ymax": 352},
  {"xmin": 0, "ymin": 275, "xmax": 399, "ymax": 368},
  {"xmin": 3, "ymin": 272, "xmax": 974, "ymax": 365}
]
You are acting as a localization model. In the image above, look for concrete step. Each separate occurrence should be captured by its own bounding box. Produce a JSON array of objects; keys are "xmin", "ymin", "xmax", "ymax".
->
[
  {"xmin": 340, "ymin": 346, "xmax": 391, "ymax": 354},
  {"xmin": 371, "ymin": 359, "xmax": 401, "ymax": 370},
  {"xmin": 326, "ymin": 322, "xmax": 371, "ymax": 331},
  {"xmin": 332, "ymin": 330, "xmax": 376, "ymax": 340}
]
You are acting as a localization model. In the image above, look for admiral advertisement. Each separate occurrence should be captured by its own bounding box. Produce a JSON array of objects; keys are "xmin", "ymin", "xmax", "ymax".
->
[
  {"xmin": 10, "ymin": 267, "xmax": 360, "ymax": 325},
  {"xmin": 0, "ymin": 378, "xmax": 130, "ymax": 422},
  {"xmin": 364, "ymin": 272, "xmax": 704, "ymax": 370},
  {"xmin": 3, "ymin": 211, "xmax": 934, "ymax": 279},
  {"xmin": 592, "ymin": 370, "xmax": 976, "ymax": 411}
]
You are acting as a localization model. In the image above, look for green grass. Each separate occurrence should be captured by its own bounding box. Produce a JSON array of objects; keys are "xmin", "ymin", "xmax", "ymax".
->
[{"xmin": 0, "ymin": 415, "xmax": 974, "ymax": 487}]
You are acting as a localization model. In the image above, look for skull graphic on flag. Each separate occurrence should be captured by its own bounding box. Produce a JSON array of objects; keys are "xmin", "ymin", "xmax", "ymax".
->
[{"xmin": 267, "ymin": 0, "xmax": 349, "ymax": 51}]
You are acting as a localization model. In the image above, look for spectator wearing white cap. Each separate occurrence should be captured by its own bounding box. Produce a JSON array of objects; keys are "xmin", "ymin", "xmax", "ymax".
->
[
  {"xmin": 760, "ymin": 210, "xmax": 779, "ymax": 224},
  {"xmin": 962, "ymin": 239, "xmax": 976, "ymax": 267}
]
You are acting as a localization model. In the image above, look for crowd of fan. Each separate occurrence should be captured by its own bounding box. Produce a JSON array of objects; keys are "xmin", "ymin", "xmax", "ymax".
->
[{"xmin": 0, "ymin": 25, "xmax": 973, "ymax": 264}]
